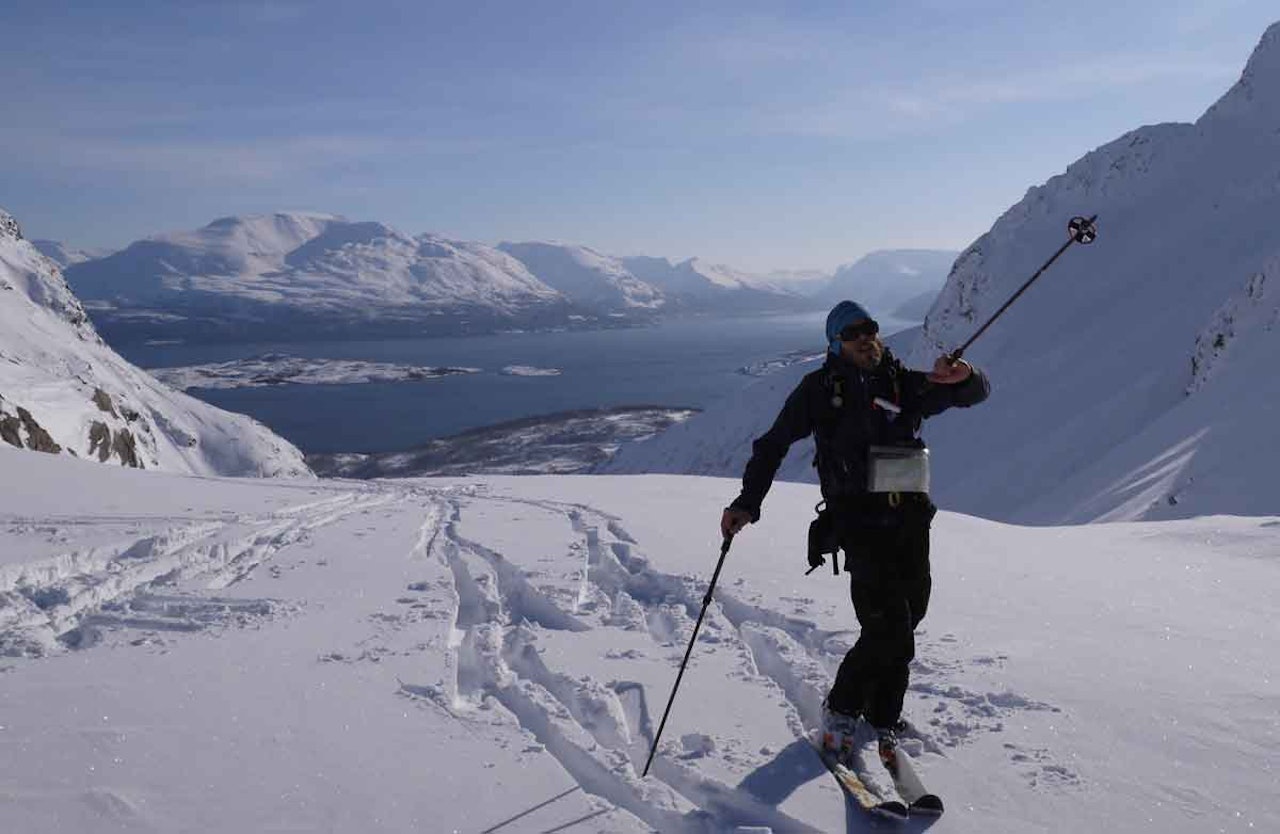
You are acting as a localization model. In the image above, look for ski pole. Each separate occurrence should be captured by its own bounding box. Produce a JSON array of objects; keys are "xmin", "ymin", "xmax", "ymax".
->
[
  {"xmin": 947, "ymin": 215, "xmax": 1098, "ymax": 363},
  {"xmin": 479, "ymin": 786, "xmax": 582, "ymax": 834},
  {"xmin": 641, "ymin": 534, "xmax": 734, "ymax": 777}
]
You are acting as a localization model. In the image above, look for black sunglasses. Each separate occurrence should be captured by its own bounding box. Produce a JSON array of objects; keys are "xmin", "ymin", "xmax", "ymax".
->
[{"xmin": 839, "ymin": 320, "xmax": 879, "ymax": 340}]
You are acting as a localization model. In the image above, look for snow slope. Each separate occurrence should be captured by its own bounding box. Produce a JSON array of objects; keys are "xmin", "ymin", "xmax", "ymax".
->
[
  {"xmin": 609, "ymin": 22, "xmax": 1280, "ymax": 526},
  {"xmin": 0, "ymin": 208, "xmax": 312, "ymax": 478},
  {"xmin": 901, "ymin": 20, "xmax": 1280, "ymax": 524},
  {"xmin": 499, "ymin": 242, "xmax": 666, "ymax": 312},
  {"xmin": 0, "ymin": 447, "xmax": 1274, "ymax": 833},
  {"xmin": 622, "ymin": 256, "xmax": 810, "ymax": 312},
  {"xmin": 31, "ymin": 239, "xmax": 112, "ymax": 267}
]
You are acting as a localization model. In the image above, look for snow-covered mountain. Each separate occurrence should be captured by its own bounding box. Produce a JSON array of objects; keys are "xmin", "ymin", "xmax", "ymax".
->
[
  {"xmin": 498, "ymin": 241, "xmax": 665, "ymax": 312},
  {"xmin": 0, "ymin": 208, "xmax": 312, "ymax": 478},
  {"xmin": 608, "ymin": 21, "xmax": 1280, "ymax": 525},
  {"xmin": 621, "ymin": 255, "xmax": 810, "ymax": 312},
  {"xmin": 760, "ymin": 267, "xmax": 833, "ymax": 296},
  {"xmin": 63, "ymin": 216, "xmax": 817, "ymax": 344},
  {"xmin": 812, "ymin": 249, "xmax": 959, "ymax": 319},
  {"xmin": 64, "ymin": 214, "xmax": 575, "ymax": 342},
  {"xmin": 31, "ymin": 239, "xmax": 111, "ymax": 268}
]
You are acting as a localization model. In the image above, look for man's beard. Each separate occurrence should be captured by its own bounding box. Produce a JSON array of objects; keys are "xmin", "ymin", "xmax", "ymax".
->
[{"xmin": 844, "ymin": 342, "xmax": 883, "ymax": 370}]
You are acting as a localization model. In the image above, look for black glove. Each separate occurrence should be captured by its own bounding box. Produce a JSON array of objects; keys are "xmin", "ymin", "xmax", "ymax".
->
[{"xmin": 807, "ymin": 551, "xmax": 826, "ymax": 570}]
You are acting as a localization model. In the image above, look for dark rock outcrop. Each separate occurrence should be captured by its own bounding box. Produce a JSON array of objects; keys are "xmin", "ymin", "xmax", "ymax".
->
[{"xmin": 1, "ymin": 407, "xmax": 62, "ymax": 453}]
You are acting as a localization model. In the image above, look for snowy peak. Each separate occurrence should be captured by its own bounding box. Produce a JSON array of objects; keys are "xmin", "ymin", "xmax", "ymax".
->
[
  {"xmin": 619, "ymin": 255, "xmax": 806, "ymax": 311},
  {"xmin": 31, "ymin": 240, "xmax": 111, "ymax": 268},
  {"xmin": 1200, "ymin": 21, "xmax": 1280, "ymax": 128},
  {"xmin": 816, "ymin": 249, "xmax": 958, "ymax": 320},
  {"xmin": 164, "ymin": 212, "xmax": 345, "ymax": 272},
  {"xmin": 1, "ymin": 209, "xmax": 24, "ymax": 243},
  {"xmin": 67, "ymin": 212, "xmax": 348, "ymax": 300},
  {"xmin": 498, "ymin": 241, "xmax": 664, "ymax": 310},
  {"xmin": 191, "ymin": 212, "xmax": 342, "ymax": 253},
  {"xmin": 0, "ymin": 210, "xmax": 95, "ymax": 336},
  {"xmin": 284, "ymin": 220, "xmax": 409, "ymax": 270},
  {"xmin": 681, "ymin": 257, "xmax": 754, "ymax": 290}
]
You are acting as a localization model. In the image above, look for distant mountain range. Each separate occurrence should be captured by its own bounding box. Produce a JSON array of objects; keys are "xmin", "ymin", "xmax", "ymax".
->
[
  {"xmin": 811, "ymin": 249, "xmax": 960, "ymax": 320},
  {"xmin": 60, "ymin": 216, "xmax": 814, "ymax": 343},
  {"xmin": 606, "ymin": 21, "xmax": 1280, "ymax": 525},
  {"xmin": 53, "ymin": 214, "xmax": 956, "ymax": 343},
  {"xmin": 0, "ymin": 208, "xmax": 312, "ymax": 478},
  {"xmin": 63, "ymin": 214, "xmax": 574, "ymax": 343},
  {"xmin": 31, "ymin": 239, "xmax": 112, "ymax": 267}
]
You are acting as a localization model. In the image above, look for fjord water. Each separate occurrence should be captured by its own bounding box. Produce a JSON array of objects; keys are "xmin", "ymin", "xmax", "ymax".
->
[{"xmin": 116, "ymin": 312, "xmax": 914, "ymax": 455}]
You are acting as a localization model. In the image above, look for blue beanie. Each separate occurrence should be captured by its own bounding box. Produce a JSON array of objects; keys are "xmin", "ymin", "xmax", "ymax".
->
[{"xmin": 825, "ymin": 300, "xmax": 875, "ymax": 355}]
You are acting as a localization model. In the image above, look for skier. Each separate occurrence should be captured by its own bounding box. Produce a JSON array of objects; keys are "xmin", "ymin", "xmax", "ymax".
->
[{"xmin": 720, "ymin": 300, "xmax": 989, "ymax": 757}]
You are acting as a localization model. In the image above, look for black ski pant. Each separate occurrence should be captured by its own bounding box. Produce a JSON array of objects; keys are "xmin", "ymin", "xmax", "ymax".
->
[{"xmin": 826, "ymin": 497, "xmax": 934, "ymax": 728}]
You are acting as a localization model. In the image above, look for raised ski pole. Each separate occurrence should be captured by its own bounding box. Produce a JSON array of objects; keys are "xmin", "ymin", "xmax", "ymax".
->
[
  {"xmin": 947, "ymin": 215, "xmax": 1098, "ymax": 363},
  {"xmin": 642, "ymin": 534, "xmax": 734, "ymax": 777}
]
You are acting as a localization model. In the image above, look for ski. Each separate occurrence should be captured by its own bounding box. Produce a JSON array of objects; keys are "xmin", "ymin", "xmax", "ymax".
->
[
  {"xmin": 811, "ymin": 733, "xmax": 909, "ymax": 821},
  {"xmin": 876, "ymin": 733, "xmax": 944, "ymax": 816}
]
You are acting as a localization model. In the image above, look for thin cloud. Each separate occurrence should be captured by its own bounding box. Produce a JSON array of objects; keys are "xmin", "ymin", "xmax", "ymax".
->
[
  {"xmin": 5, "ymin": 130, "xmax": 398, "ymax": 184},
  {"xmin": 646, "ymin": 52, "xmax": 1243, "ymax": 141}
]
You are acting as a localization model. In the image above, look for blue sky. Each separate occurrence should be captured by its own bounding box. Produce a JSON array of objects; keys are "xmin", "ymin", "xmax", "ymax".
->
[{"xmin": 2, "ymin": 1, "xmax": 1276, "ymax": 271}]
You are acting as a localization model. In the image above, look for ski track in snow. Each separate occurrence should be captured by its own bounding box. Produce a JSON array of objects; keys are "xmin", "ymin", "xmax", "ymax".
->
[
  {"xmin": 0, "ymin": 489, "xmax": 394, "ymax": 657},
  {"xmin": 392, "ymin": 492, "xmax": 1081, "ymax": 831},
  {"xmin": 3, "ymin": 479, "xmax": 1082, "ymax": 829}
]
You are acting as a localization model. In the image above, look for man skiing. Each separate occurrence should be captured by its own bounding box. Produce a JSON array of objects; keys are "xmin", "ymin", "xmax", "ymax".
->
[{"xmin": 720, "ymin": 300, "xmax": 989, "ymax": 757}]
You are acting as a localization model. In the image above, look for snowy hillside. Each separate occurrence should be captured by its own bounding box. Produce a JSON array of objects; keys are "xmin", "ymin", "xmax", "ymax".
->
[
  {"xmin": 1, "ymin": 447, "xmax": 1275, "ymax": 833},
  {"xmin": 610, "ymin": 22, "xmax": 1280, "ymax": 525},
  {"xmin": 622, "ymin": 255, "xmax": 810, "ymax": 312},
  {"xmin": 902, "ymin": 20, "xmax": 1280, "ymax": 524},
  {"xmin": 760, "ymin": 268, "xmax": 832, "ymax": 296},
  {"xmin": 0, "ymin": 208, "xmax": 312, "ymax": 478},
  {"xmin": 31, "ymin": 239, "xmax": 111, "ymax": 267},
  {"xmin": 813, "ymin": 249, "xmax": 959, "ymax": 318},
  {"xmin": 499, "ymin": 242, "xmax": 666, "ymax": 312},
  {"xmin": 64, "ymin": 214, "xmax": 575, "ymax": 342}
]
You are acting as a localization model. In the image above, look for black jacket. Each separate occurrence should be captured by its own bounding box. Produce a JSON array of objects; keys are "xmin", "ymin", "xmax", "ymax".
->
[{"xmin": 730, "ymin": 349, "xmax": 989, "ymax": 521}]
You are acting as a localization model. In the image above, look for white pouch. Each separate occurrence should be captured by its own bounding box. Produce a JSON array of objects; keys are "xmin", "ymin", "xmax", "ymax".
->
[{"xmin": 867, "ymin": 445, "xmax": 930, "ymax": 494}]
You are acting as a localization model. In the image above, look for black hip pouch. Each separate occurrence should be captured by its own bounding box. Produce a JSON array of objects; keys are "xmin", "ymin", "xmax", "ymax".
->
[{"xmin": 808, "ymin": 504, "xmax": 840, "ymax": 573}]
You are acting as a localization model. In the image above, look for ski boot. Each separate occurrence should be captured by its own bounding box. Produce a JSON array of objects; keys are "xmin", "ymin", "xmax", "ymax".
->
[
  {"xmin": 875, "ymin": 725, "xmax": 900, "ymax": 771},
  {"xmin": 820, "ymin": 701, "xmax": 861, "ymax": 761}
]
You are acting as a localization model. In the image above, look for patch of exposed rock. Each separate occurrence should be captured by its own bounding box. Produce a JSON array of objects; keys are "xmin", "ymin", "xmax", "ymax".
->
[
  {"xmin": 88, "ymin": 421, "xmax": 141, "ymax": 467},
  {"xmin": 0, "ymin": 405, "xmax": 62, "ymax": 454}
]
